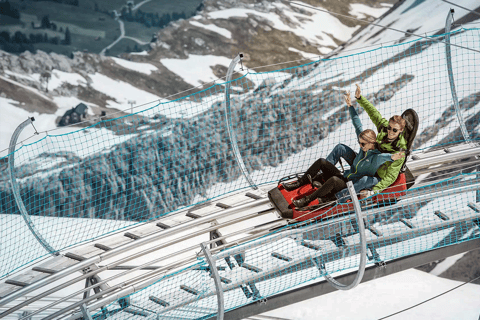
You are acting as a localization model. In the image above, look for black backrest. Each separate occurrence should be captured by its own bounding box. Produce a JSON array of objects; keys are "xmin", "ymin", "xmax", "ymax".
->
[{"xmin": 401, "ymin": 109, "xmax": 419, "ymax": 189}]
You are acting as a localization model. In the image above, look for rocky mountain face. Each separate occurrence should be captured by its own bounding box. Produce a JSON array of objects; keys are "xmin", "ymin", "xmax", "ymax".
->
[{"xmin": 0, "ymin": 0, "xmax": 395, "ymax": 118}]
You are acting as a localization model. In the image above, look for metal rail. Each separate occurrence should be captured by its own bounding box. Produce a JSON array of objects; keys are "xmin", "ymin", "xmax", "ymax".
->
[
  {"xmin": 5, "ymin": 209, "xmax": 277, "ymax": 319},
  {"xmin": 59, "ymin": 221, "xmax": 288, "ymax": 320},
  {"xmin": 211, "ymin": 179, "xmax": 480, "ymax": 261},
  {"xmin": 8, "ymin": 118, "xmax": 57, "ymax": 255},
  {"xmin": 0, "ymin": 199, "xmax": 270, "ymax": 308},
  {"xmin": 214, "ymin": 237, "xmax": 480, "ymax": 320}
]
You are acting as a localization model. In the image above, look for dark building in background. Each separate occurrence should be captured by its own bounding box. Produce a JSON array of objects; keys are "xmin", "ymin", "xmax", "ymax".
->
[{"xmin": 58, "ymin": 103, "xmax": 88, "ymax": 126}]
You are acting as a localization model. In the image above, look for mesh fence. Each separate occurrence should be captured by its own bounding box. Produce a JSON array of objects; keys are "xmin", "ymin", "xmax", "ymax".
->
[
  {"xmin": 1, "ymin": 27, "xmax": 480, "ymax": 318},
  {"xmin": 93, "ymin": 171, "xmax": 480, "ymax": 320}
]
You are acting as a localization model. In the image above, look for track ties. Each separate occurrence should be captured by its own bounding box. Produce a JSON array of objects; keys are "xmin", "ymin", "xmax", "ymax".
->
[
  {"xmin": 156, "ymin": 222, "xmax": 171, "ymax": 229},
  {"xmin": 367, "ymin": 225, "xmax": 383, "ymax": 237},
  {"xmin": 212, "ymin": 275, "xmax": 232, "ymax": 284},
  {"xmin": 468, "ymin": 202, "xmax": 480, "ymax": 213},
  {"xmin": 216, "ymin": 203, "xmax": 231, "ymax": 209},
  {"xmin": 240, "ymin": 263, "xmax": 262, "ymax": 273},
  {"xmin": 65, "ymin": 253, "xmax": 87, "ymax": 261},
  {"xmin": 149, "ymin": 296, "xmax": 170, "ymax": 307},
  {"xmin": 94, "ymin": 243, "xmax": 112, "ymax": 251},
  {"xmin": 301, "ymin": 241, "xmax": 321, "ymax": 251},
  {"xmin": 186, "ymin": 212, "xmax": 202, "ymax": 219},
  {"xmin": 124, "ymin": 232, "xmax": 141, "ymax": 240},
  {"xmin": 271, "ymin": 252, "xmax": 292, "ymax": 262},
  {"xmin": 434, "ymin": 210, "xmax": 450, "ymax": 220},
  {"xmin": 32, "ymin": 267, "xmax": 57, "ymax": 274},
  {"xmin": 5, "ymin": 280, "xmax": 29, "ymax": 287},
  {"xmin": 245, "ymin": 192, "xmax": 262, "ymax": 200},
  {"xmin": 400, "ymin": 218, "xmax": 415, "ymax": 229},
  {"xmin": 124, "ymin": 308, "xmax": 148, "ymax": 317},
  {"xmin": 180, "ymin": 285, "xmax": 199, "ymax": 295}
]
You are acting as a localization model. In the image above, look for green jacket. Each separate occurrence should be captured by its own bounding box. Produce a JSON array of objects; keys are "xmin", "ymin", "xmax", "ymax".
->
[{"xmin": 357, "ymin": 96, "xmax": 408, "ymax": 192}]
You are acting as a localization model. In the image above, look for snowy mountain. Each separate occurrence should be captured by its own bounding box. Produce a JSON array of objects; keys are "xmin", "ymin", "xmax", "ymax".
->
[
  {"xmin": 1, "ymin": 0, "xmax": 480, "ymax": 319},
  {"xmin": 0, "ymin": 0, "xmax": 395, "ymax": 157}
]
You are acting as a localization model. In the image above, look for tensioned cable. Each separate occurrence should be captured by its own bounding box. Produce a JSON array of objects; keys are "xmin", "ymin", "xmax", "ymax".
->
[
  {"xmin": 377, "ymin": 273, "xmax": 480, "ymax": 319},
  {"xmin": 287, "ymin": 1, "xmax": 480, "ymax": 54}
]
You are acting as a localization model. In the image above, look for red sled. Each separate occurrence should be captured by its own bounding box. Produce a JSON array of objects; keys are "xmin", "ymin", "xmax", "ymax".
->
[{"xmin": 268, "ymin": 173, "xmax": 408, "ymax": 222}]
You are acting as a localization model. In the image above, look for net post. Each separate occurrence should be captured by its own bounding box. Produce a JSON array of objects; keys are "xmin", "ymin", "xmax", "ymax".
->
[
  {"xmin": 225, "ymin": 53, "xmax": 257, "ymax": 190},
  {"xmin": 444, "ymin": 9, "xmax": 471, "ymax": 143},
  {"xmin": 8, "ymin": 118, "xmax": 57, "ymax": 255},
  {"xmin": 200, "ymin": 242, "xmax": 224, "ymax": 320},
  {"xmin": 315, "ymin": 181, "xmax": 367, "ymax": 290}
]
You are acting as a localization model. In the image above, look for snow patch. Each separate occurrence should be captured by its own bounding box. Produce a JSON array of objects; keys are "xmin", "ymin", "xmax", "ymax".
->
[
  {"xmin": 160, "ymin": 54, "xmax": 231, "ymax": 86},
  {"xmin": 189, "ymin": 20, "xmax": 232, "ymax": 39},
  {"xmin": 349, "ymin": 3, "xmax": 391, "ymax": 20},
  {"xmin": 111, "ymin": 57, "xmax": 158, "ymax": 75}
]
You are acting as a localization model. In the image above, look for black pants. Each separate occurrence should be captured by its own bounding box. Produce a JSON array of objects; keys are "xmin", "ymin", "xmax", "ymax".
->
[{"xmin": 303, "ymin": 158, "xmax": 348, "ymax": 200}]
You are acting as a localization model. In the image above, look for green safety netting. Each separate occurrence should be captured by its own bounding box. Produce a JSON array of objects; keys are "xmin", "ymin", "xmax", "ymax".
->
[{"xmin": 0, "ymin": 27, "xmax": 479, "ymax": 318}]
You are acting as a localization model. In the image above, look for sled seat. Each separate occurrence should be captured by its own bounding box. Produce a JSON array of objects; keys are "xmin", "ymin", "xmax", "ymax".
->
[{"xmin": 269, "ymin": 173, "xmax": 408, "ymax": 222}]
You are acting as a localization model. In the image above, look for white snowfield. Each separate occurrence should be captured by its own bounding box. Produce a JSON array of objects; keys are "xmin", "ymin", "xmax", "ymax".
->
[
  {"xmin": 189, "ymin": 21, "xmax": 232, "ymax": 39},
  {"xmin": 261, "ymin": 269, "xmax": 480, "ymax": 320},
  {"xmin": 111, "ymin": 57, "xmax": 158, "ymax": 75}
]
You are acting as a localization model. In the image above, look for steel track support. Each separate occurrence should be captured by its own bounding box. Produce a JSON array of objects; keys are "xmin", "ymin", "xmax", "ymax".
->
[
  {"xmin": 444, "ymin": 9, "xmax": 471, "ymax": 143},
  {"xmin": 8, "ymin": 117, "xmax": 57, "ymax": 255},
  {"xmin": 79, "ymin": 304, "xmax": 93, "ymax": 320},
  {"xmin": 224, "ymin": 53, "xmax": 257, "ymax": 190},
  {"xmin": 200, "ymin": 242, "xmax": 224, "ymax": 320},
  {"xmin": 314, "ymin": 181, "xmax": 367, "ymax": 290}
]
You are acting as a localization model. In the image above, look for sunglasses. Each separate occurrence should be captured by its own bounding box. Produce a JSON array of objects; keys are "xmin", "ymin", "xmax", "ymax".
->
[
  {"xmin": 387, "ymin": 126, "xmax": 400, "ymax": 133},
  {"xmin": 359, "ymin": 141, "xmax": 371, "ymax": 147}
]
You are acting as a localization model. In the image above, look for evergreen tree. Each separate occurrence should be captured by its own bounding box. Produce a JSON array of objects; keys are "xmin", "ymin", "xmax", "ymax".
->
[
  {"xmin": 64, "ymin": 27, "xmax": 71, "ymax": 45},
  {"xmin": 41, "ymin": 15, "xmax": 51, "ymax": 29}
]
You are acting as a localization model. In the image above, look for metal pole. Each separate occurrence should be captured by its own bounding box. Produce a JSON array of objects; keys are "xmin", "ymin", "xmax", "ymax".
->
[
  {"xmin": 224, "ymin": 53, "xmax": 257, "ymax": 190},
  {"xmin": 79, "ymin": 304, "xmax": 93, "ymax": 320},
  {"xmin": 444, "ymin": 9, "xmax": 471, "ymax": 143},
  {"xmin": 8, "ymin": 118, "xmax": 57, "ymax": 255},
  {"xmin": 315, "ymin": 181, "xmax": 367, "ymax": 290},
  {"xmin": 200, "ymin": 242, "xmax": 224, "ymax": 320}
]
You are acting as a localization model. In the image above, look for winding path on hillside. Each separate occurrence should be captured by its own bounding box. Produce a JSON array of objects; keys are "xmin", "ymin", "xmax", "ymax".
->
[{"xmin": 100, "ymin": 0, "xmax": 153, "ymax": 55}]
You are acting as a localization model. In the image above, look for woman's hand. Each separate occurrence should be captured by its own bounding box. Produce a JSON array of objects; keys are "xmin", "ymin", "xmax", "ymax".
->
[
  {"xmin": 391, "ymin": 152, "xmax": 405, "ymax": 161},
  {"xmin": 355, "ymin": 84, "xmax": 361, "ymax": 99},
  {"xmin": 359, "ymin": 189, "xmax": 375, "ymax": 199},
  {"xmin": 344, "ymin": 92, "xmax": 352, "ymax": 107}
]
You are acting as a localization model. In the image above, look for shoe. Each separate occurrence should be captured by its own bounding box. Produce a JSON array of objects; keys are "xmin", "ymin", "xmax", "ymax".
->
[
  {"xmin": 292, "ymin": 194, "xmax": 315, "ymax": 208},
  {"xmin": 312, "ymin": 181, "xmax": 322, "ymax": 188},
  {"xmin": 282, "ymin": 177, "xmax": 308, "ymax": 191}
]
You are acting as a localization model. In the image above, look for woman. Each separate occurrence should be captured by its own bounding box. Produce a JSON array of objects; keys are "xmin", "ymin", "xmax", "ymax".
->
[{"xmin": 284, "ymin": 92, "xmax": 404, "ymax": 207}]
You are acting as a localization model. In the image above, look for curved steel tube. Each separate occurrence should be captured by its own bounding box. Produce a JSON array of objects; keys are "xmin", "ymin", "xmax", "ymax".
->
[
  {"xmin": 225, "ymin": 53, "xmax": 257, "ymax": 189},
  {"xmin": 318, "ymin": 181, "xmax": 367, "ymax": 290},
  {"xmin": 8, "ymin": 118, "xmax": 57, "ymax": 255},
  {"xmin": 444, "ymin": 9, "xmax": 471, "ymax": 142},
  {"xmin": 200, "ymin": 242, "xmax": 224, "ymax": 320}
]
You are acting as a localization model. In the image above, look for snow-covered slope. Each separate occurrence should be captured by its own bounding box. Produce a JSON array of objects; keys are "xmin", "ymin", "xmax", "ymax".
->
[
  {"xmin": 0, "ymin": 0, "xmax": 395, "ymax": 157},
  {"xmin": 260, "ymin": 269, "xmax": 480, "ymax": 320}
]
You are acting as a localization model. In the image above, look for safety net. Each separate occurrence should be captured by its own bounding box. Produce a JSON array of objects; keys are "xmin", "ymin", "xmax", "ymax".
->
[{"xmin": 0, "ymin": 27, "xmax": 479, "ymax": 319}]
